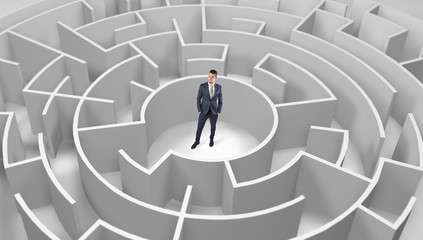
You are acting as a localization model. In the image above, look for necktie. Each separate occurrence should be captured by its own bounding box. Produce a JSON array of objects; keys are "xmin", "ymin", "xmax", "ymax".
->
[{"xmin": 210, "ymin": 85, "xmax": 214, "ymax": 99}]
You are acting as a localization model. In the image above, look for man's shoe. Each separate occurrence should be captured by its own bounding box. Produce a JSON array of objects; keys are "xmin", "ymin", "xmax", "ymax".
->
[
  {"xmin": 209, "ymin": 139, "xmax": 214, "ymax": 147},
  {"xmin": 191, "ymin": 142, "xmax": 199, "ymax": 149}
]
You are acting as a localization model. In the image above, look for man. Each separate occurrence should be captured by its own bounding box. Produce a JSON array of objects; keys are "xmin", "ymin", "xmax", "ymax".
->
[{"xmin": 191, "ymin": 69, "xmax": 223, "ymax": 149}]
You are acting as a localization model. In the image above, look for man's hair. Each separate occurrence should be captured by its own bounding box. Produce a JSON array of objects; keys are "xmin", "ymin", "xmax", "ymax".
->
[{"xmin": 209, "ymin": 69, "xmax": 217, "ymax": 76}]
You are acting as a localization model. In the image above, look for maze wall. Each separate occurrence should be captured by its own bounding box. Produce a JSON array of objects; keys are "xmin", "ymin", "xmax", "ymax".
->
[{"xmin": 1, "ymin": 0, "xmax": 423, "ymax": 239}]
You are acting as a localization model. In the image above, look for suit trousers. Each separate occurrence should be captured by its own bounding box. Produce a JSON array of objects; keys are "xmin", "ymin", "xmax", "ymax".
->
[{"xmin": 195, "ymin": 109, "xmax": 218, "ymax": 142}]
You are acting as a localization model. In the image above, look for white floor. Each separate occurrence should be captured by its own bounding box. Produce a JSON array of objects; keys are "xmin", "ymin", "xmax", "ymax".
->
[
  {"xmin": 148, "ymin": 121, "xmax": 260, "ymax": 165},
  {"xmin": 49, "ymin": 140, "xmax": 99, "ymax": 232},
  {"xmin": 271, "ymin": 147, "xmax": 305, "ymax": 173},
  {"xmin": 6, "ymin": 104, "xmax": 39, "ymax": 160},
  {"xmin": 296, "ymin": 207, "xmax": 332, "ymax": 236},
  {"xmin": 32, "ymin": 205, "xmax": 72, "ymax": 240}
]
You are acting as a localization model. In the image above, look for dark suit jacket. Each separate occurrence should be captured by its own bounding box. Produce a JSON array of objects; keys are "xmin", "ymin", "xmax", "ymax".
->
[{"xmin": 197, "ymin": 82, "xmax": 223, "ymax": 115}]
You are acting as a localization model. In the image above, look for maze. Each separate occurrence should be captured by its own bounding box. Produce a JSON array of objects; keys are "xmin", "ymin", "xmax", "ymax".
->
[{"xmin": 1, "ymin": 0, "xmax": 423, "ymax": 239}]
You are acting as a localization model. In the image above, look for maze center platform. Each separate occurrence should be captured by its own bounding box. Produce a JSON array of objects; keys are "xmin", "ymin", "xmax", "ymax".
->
[
  {"xmin": 1, "ymin": 0, "xmax": 423, "ymax": 240},
  {"xmin": 148, "ymin": 121, "xmax": 260, "ymax": 163},
  {"xmin": 141, "ymin": 76, "xmax": 274, "ymax": 164}
]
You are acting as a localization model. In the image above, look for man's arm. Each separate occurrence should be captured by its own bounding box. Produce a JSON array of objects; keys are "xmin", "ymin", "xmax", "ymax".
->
[
  {"xmin": 217, "ymin": 86, "xmax": 223, "ymax": 114},
  {"xmin": 197, "ymin": 85, "xmax": 203, "ymax": 113}
]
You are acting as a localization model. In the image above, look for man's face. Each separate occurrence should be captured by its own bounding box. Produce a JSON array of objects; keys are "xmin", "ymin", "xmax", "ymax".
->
[{"xmin": 208, "ymin": 73, "xmax": 217, "ymax": 84}]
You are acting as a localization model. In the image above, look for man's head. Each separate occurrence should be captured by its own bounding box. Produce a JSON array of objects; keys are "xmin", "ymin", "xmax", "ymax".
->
[{"xmin": 208, "ymin": 69, "xmax": 217, "ymax": 85}]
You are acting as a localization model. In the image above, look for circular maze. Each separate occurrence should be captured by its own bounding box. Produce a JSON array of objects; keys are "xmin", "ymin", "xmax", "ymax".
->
[{"xmin": 1, "ymin": 0, "xmax": 423, "ymax": 239}]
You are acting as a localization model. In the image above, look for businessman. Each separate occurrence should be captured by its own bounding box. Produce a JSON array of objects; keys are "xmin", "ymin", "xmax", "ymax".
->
[{"xmin": 191, "ymin": 70, "xmax": 223, "ymax": 149}]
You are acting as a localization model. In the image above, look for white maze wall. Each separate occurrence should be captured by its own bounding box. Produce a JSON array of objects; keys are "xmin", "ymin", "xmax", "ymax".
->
[{"xmin": 0, "ymin": 0, "xmax": 423, "ymax": 239}]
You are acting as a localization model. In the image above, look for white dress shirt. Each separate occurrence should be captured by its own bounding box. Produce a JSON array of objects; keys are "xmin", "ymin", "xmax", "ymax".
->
[{"xmin": 208, "ymin": 82, "xmax": 215, "ymax": 99}]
